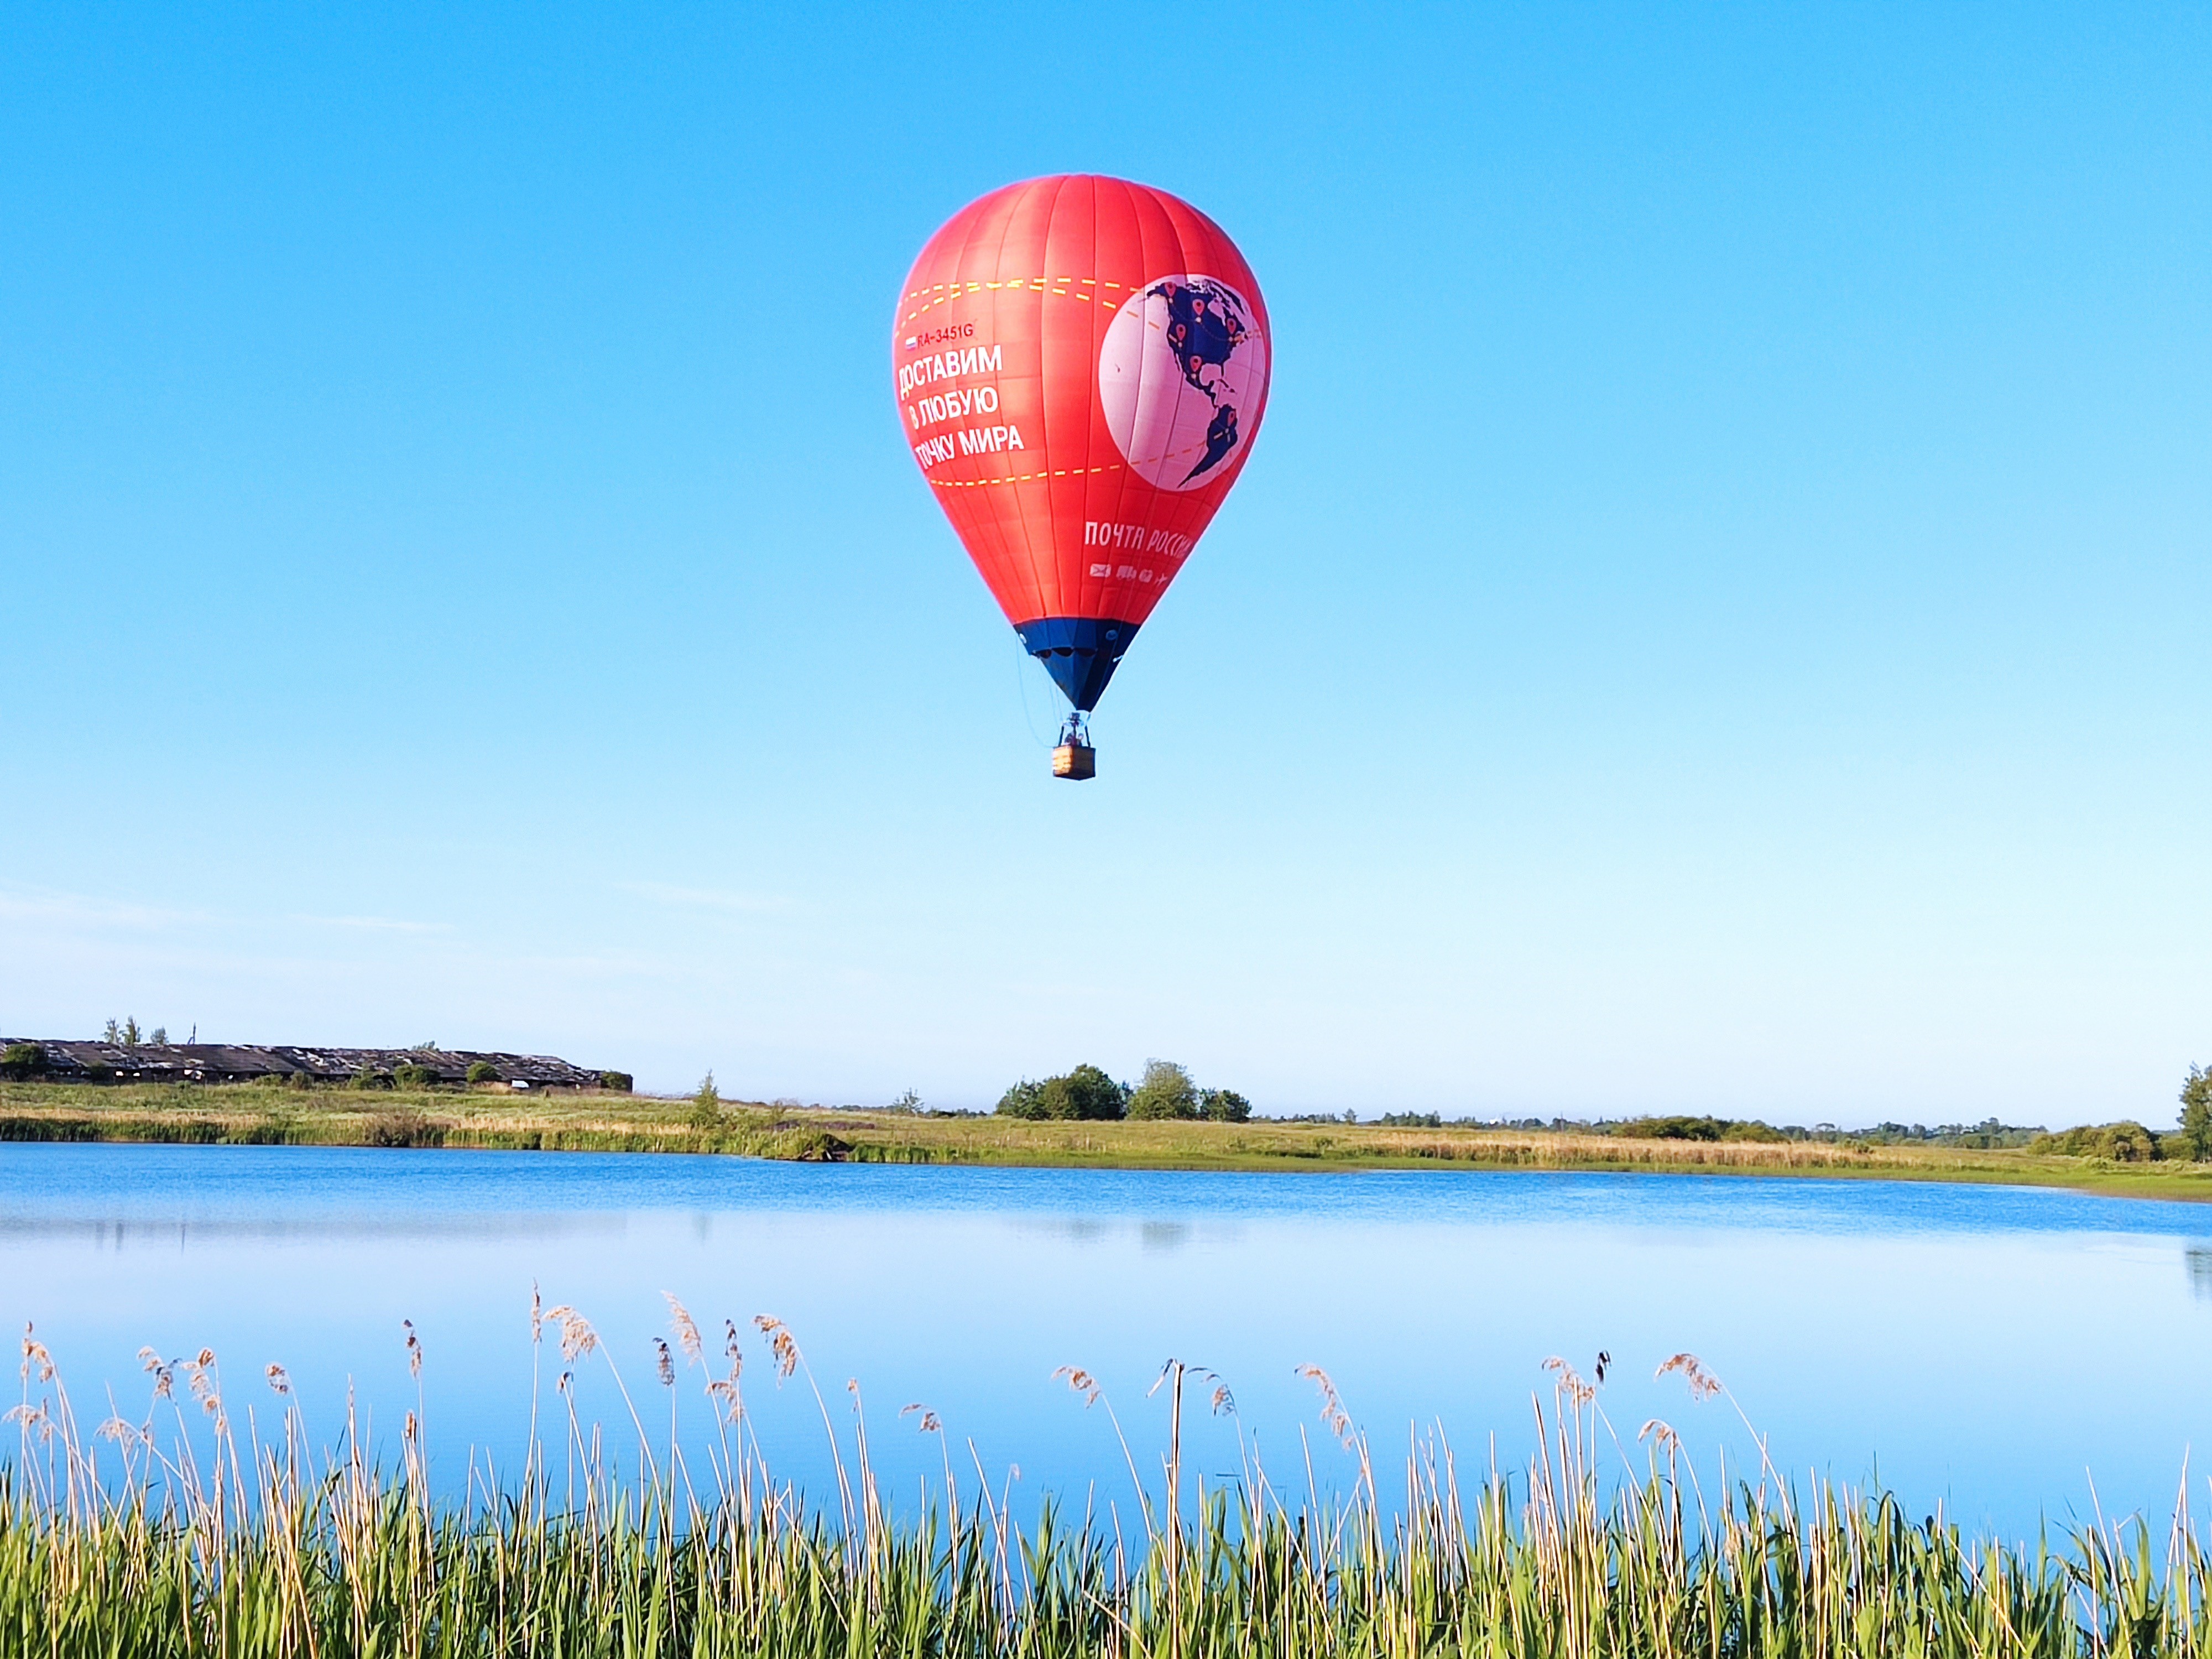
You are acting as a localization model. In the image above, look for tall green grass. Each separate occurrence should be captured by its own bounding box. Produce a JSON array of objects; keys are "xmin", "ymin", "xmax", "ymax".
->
[{"xmin": 6, "ymin": 1304, "xmax": 2208, "ymax": 1656}]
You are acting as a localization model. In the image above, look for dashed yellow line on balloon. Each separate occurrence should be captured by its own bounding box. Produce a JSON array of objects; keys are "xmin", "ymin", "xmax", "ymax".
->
[
  {"xmin": 928, "ymin": 463, "xmax": 1124, "ymax": 489},
  {"xmin": 904, "ymin": 278, "xmax": 1122, "ymax": 299},
  {"xmin": 901, "ymin": 277, "xmax": 1125, "ymax": 326}
]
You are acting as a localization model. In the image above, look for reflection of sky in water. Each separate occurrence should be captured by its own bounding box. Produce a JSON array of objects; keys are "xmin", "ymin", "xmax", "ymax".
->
[{"xmin": 6, "ymin": 1143, "xmax": 2212, "ymax": 1542}]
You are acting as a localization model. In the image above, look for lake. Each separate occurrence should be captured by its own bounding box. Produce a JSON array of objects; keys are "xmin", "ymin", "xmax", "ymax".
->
[{"xmin": 5, "ymin": 1142, "xmax": 2210, "ymax": 1540}]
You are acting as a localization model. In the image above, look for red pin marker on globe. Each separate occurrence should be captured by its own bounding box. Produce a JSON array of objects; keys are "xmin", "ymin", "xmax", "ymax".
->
[{"xmin": 893, "ymin": 175, "xmax": 1272, "ymax": 779}]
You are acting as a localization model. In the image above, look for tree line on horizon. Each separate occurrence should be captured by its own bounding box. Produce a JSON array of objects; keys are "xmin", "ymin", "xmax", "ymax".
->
[
  {"xmin": 995, "ymin": 1060, "xmax": 1251, "ymax": 1123},
  {"xmin": 2017, "ymin": 1065, "xmax": 2212, "ymax": 1164},
  {"xmin": 983, "ymin": 1064, "xmax": 2212, "ymax": 1155}
]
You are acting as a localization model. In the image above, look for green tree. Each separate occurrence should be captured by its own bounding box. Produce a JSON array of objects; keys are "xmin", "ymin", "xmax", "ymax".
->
[
  {"xmin": 1126, "ymin": 1060, "xmax": 1199, "ymax": 1120},
  {"xmin": 1050, "ymin": 1064, "xmax": 1125, "ymax": 1120},
  {"xmin": 465, "ymin": 1061, "xmax": 498, "ymax": 1085},
  {"xmin": 2180, "ymin": 1066, "xmax": 2212, "ymax": 1161},
  {"xmin": 2098, "ymin": 1120, "xmax": 2161, "ymax": 1162},
  {"xmin": 997, "ymin": 1065, "xmax": 1125, "ymax": 1121},
  {"xmin": 1199, "ymin": 1087, "xmax": 1252, "ymax": 1123},
  {"xmin": 688, "ymin": 1072, "xmax": 723, "ymax": 1128},
  {"xmin": 996, "ymin": 1079, "xmax": 1048, "ymax": 1119}
]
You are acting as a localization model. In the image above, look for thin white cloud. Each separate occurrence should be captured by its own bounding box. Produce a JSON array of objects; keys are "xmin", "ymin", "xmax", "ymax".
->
[
  {"xmin": 291, "ymin": 915, "xmax": 450, "ymax": 935},
  {"xmin": 0, "ymin": 885, "xmax": 451, "ymax": 939},
  {"xmin": 0, "ymin": 884, "xmax": 204, "ymax": 929},
  {"xmin": 618, "ymin": 881, "xmax": 795, "ymax": 915}
]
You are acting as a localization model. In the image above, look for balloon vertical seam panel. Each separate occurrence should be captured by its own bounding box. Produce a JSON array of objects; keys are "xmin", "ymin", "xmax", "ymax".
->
[
  {"xmin": 999, "ymin": 178, "xmax": 1057, "ymax": 618},
  {"xmin": 894, "ymin": 174, "xmax": 1269, "ymax": 711}
]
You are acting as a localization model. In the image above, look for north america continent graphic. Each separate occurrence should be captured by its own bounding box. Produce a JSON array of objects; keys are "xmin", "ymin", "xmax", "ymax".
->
[{"xmin": 1098, "ymin": 275, "xmax": 1268, "ymax": 493}]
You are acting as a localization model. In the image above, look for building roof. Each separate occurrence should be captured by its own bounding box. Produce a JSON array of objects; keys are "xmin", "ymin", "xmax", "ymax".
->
[{"xmin": 0, "ymin": 1040, "xmax": 618, "ymax": 1088}]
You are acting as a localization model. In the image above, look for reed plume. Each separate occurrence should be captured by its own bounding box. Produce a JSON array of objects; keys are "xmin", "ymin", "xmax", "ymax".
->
[{"xmin": 2, "ymin": 1305, "xmax": 2206, "ymax": 1657}]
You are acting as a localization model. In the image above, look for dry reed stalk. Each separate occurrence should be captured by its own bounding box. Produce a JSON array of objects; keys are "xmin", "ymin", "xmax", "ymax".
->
[{"xmin": 10, "ymin": 1302, "xmax": 2212, "ymax": 1657}]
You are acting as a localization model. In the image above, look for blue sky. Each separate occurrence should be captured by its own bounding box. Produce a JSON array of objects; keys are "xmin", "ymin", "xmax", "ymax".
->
[{"xmin": 2, "ymin": 4, "xmax": 2205, "ymax": 1121}]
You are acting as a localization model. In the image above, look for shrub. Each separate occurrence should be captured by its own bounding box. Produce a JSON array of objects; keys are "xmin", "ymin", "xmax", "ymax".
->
[
  {"xmin": 2100, "ymin": 1121, "xmax": 2162, "ymax": 1162},
  {"xmin": 2032, "ymin": 1121, "xmax": 2164, "ymax": 1161},
  {"xmin": 465, "ymin": 1061, "xmax": 498, "ymax": 1085},
  {"xmin": 363, "ymin": 1110, "xmax": 443, "ymax": 1149},
  {"xmin": 1201, "ymin": 1087, "xmax": 1253, "ymax": 1123},
  {"xmin": 1126, "ymin": 1060, "xmax": 1199, "ymax": 1121},
  {"xmin": 688, "ymin": 1072, "xmax": 723, "ymax": 1129},
  {"xmin": 0, "ymin": 1042, "xmax": 48, "ymax": 1081},
  {"xmin": 998, "ymin": 1065, "xmax": 1125, "ymax": 1121},
  {"xmin": 350, "ymin": 1067, "xmax": 391, "ymax": 1091},
  {"xmin": 1721, "ymin": 1120, "xmax": 1787, "ymax": 1143},
  {"xmin": 601, "ymin": 1071, "xmax": 634, "ymax": 1093},
  {"xmin": 1611, "ymin": 1115, "xmax": 1783, "ymax": 1142},
  {"xmin": 1623, "ymin": 1116, "xmax": 1719, "ymax": 1141},
  {"xmin": 769, "ymin": 1129, "xmax": 851, "ymax": 1161},
  {"xmin": 392, "ymin": 1062, "xmax": 436, "ymax": 1090}
]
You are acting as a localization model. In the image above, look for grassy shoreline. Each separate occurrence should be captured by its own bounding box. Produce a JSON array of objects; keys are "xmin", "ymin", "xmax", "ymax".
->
[
  {"xmin": 3, "ymin": 1079, "xmax": 2206, "ymax": 1202},
  {"xmin": 8, "ymin": 1313, "xmax": 2212, "ymax": 1657}
]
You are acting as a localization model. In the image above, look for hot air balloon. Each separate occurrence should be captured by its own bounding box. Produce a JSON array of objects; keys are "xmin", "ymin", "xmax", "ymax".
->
[{"xmin": 893, "ymin": 175, "xmax": 1271, "ymax": 779}]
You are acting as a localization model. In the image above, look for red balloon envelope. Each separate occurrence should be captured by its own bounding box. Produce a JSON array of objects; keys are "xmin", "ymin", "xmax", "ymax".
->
[{"xmin": 893, "ymin": 174, "xmax": 1271, "ymax": 733}]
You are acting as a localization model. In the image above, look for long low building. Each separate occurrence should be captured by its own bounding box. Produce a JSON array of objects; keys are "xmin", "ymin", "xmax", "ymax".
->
[{"xmin": 0, "ymin": 1040, "xmax": 626, "ymax": 1091}]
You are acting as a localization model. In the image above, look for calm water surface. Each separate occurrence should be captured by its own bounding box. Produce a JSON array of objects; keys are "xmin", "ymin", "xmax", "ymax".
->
[{"xmin": 6, "ymin": 1143, "xmax": 2211, "ymax": 1538}]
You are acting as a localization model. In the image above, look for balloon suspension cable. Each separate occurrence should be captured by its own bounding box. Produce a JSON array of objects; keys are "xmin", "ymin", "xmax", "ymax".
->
[{"xmin": 1058, "ymin": 711, "xmax": 1092, "ymax": 749}]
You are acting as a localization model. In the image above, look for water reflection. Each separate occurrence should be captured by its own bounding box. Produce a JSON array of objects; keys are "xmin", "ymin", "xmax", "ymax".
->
[
  {"xmin": 2183, "ymin": 1245, "xmax": 2212, "ymax": 1298},
  {"xmin": 5, "ymin": 1144, "xmax": 2212, "ymax": 1541},
  {"xmin": 1009, "ymin": 1215, "xmax": 1241, "ymax": 1253},
  {"xmin": 1140, "ymin": 1220, "xmax": 1192, "ymax": 1253},
  {"xmin": 0, "ymin": 1213, "xmax": 620, "ymax": 1248},
  {"xmin": 1019, "ymin": 1216, "xmax": 1117, "ymax": 1246}
]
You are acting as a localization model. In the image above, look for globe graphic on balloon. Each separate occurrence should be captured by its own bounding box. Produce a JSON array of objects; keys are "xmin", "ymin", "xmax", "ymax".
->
[{"xmin": 1098, "ymin": 275, "xmax": 1269, "ymax": 492}]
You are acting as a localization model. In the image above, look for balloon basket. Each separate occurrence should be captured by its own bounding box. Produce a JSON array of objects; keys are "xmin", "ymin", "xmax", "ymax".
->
[{"xmin": 1052, "ymin": 713, "xmax": 1095, "ymax": 780}]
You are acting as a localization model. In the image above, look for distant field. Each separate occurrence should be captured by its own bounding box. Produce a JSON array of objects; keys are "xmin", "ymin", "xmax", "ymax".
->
[{"xmin": 3, "ymin": 1079, "xmax": 2205, "ymax": 1202}]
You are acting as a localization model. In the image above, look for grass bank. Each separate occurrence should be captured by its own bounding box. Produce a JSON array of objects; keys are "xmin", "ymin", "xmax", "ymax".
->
[
  {"xmin": 7, "ymin": 1313, "xmax": 2211, "ymax": 1657},
  {"xmin": 3, "ymin": 1079, "xmax": 2208, "ymax": 1202}
]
